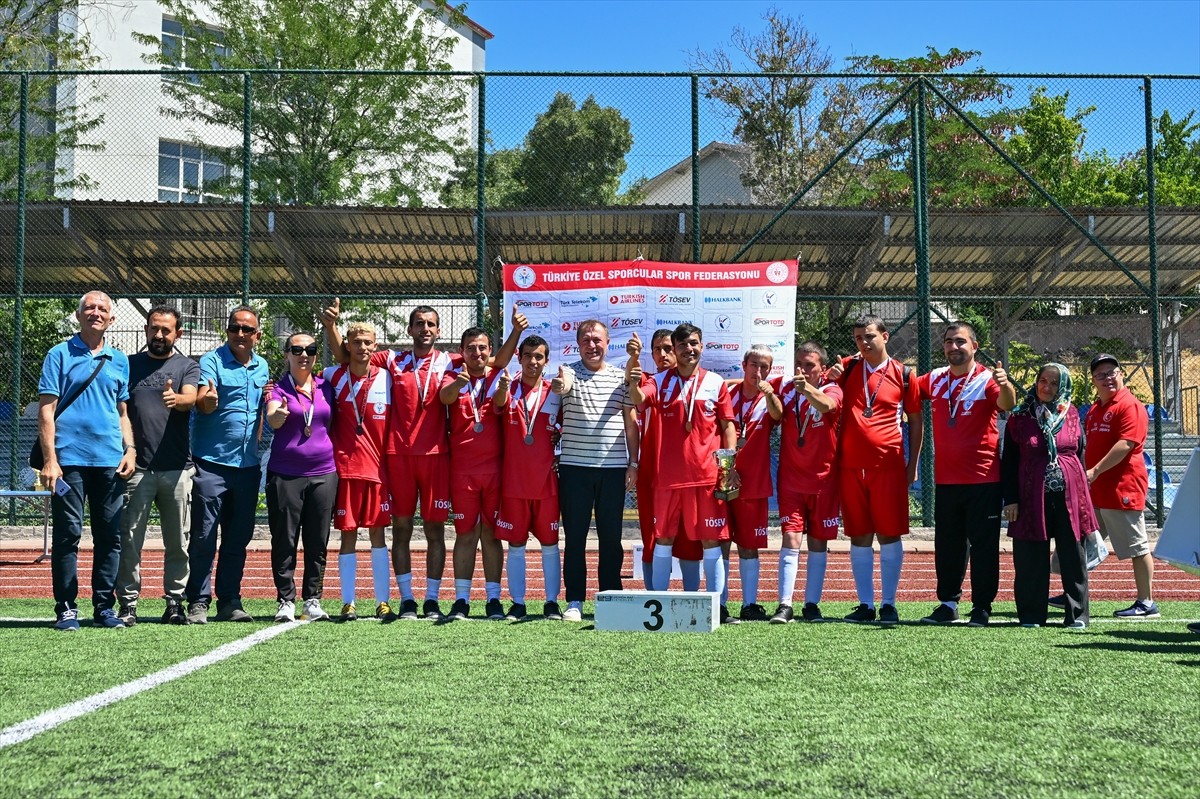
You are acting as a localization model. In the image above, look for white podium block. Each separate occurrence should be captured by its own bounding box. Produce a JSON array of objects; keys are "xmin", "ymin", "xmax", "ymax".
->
[
  {"xmin": 631, "ymin": 544, "xmax": 683, "ymax": 581},
  {"xmin": 1154, "ymin": 446, "xmax": 1200, "ymax": 575},
  {"xmin": 594, "ymin": 590, "xmax": 718, "ymax": 632}
]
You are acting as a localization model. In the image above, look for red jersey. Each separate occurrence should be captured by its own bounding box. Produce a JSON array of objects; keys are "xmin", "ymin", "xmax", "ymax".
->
[
  {"xmin": 442, "ymin": 366, "xmax": 504, "ymax": 475},
  {"xmin": 774, "ymin": 377, "xmax": 842, "ymax": 494},
  {"xmin": 371, "ymin": 348, "xmax": 462, "ymax": 456},
  {"xmin": 730, "ymin": 381, "xmax": 776, "ymax": 499},
  {"xmin": 1085, "ymin": 387, "xmax": 1148, "ymax": 510},
  {"xmin": 639, "ymin": 367, "xmax": 734, "ymax": 489},
  {"xmin": 321, "ymin": 364, "xmax": 389, "ymax": 482},
  {"xmin": 497, "ymin": 377, "xmax": 561, "ymax": 499},
  {"xmin": 837, "ymin": 356, "xmax": 920, "ymax": 470},
  {"xmin": 918, "ymin": 364, "xmax": 1002, "ymax": 485}
]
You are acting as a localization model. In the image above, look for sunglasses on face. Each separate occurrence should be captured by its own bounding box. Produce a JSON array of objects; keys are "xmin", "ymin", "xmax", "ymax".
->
[
  {"xmin": 290, "ymin": 344, "xmax": 319, "ymax": 356},
  {"xmin": 227, "ymin": 324, "xmax": 258, "ymax": 335}
]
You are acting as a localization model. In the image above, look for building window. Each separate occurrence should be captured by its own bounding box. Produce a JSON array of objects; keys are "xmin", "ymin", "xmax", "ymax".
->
[
  {"xmin": 162, "ymin": 17, "xmax": 229, "ymax": 82},
  {"xmin": 158, "ymin": 140, "xmax": 228, "ymax": 203}
]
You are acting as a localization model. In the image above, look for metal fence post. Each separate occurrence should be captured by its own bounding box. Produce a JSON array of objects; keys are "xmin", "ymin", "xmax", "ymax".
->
[
  {"xmin": 911, "ymin": 78, "xmax": 934, "ymax": 526},
  {"xmin": 691, "ymin": 74, "xmax": 701, "ymax": 264},
  {"xmin": 1144, "ymin": 76, "xmax": 1164, "ymax": 526},
  {"xmin": 241, "ymin": 72, "xmax": 252, "ymax": 305},
  {"xmin": 476, "ymin": 74, "xmax": 487, "ymax": 325},
  {"xmin": 8, "ymin": 74, "xmax": 30, "ymax": 516}
]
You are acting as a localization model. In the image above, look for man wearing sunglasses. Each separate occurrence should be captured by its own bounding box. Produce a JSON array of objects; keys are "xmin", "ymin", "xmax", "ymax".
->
[
  {"xmin": 185, "ymin": 305, "xmax": 270, "ymax": 624},
  {"xmin": 1083, "ymin": 354, "xmax": 1157, "ymax": 619}
]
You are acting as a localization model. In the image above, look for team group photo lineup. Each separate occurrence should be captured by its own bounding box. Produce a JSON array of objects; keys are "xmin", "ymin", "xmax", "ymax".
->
[{"xmin": 35, "ymin": 286, "xmax": 1187, "ymax": 634}]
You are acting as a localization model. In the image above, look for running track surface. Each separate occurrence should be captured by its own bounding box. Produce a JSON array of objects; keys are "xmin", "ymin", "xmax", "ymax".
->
[{"xmin": 3, "ymin": 549, "xmax": 1198, "ymax": 602}]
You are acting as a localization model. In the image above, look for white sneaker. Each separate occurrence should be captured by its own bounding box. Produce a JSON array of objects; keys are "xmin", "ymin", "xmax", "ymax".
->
[
  {"xmin": 563, "ymin": 601, "xmax": 583, "ymax": 622},
  {"xmin": 274, "ymin": 600, "xmax": 295, "ymax": 623},
  {"xmin": 303, "ymin": 598, "xmax": 330, "ymax": 621}
]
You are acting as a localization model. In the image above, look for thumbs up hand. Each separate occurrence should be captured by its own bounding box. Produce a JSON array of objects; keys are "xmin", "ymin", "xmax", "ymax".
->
[
  {"xmin": 793, "ymin": 366, "xmax": 808, "ymax": 393},
  {"xmin": 551, "ymin": 364, "xmax": 572, "ymax": 395},
  {"xmin": 268, "ymin": 398, "xmax": 290, "ymax": 427},
  {"xmin": 511, "ymin": 303, "xmax": 529, "ymax": 333},
  {"xmin": 199, "ymin": 377, "xmax": 219, "ymax": 413},
  {"xmin": 321, "ymin": 297, "xmax": 341, "ymax": 328},
  {"xmin": 993, "ymin": 359, "xmax": 1009, "ymax": 388},
  {"xmin": 162, "ymin": 378, "xmax": 176, "ymax": 409}
]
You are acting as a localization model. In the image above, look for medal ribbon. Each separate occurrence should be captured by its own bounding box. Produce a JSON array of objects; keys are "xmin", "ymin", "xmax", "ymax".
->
[
  {"xmin": 344, "ymin": 366, "xmax": 374, "ymax": 432},
  {"xmin": 862, "ymin": 358, "xmax": 891, "ymax": 415},
  {"xmin": 288, "ymin": 372, "xmax": 315, "ymax": 433},
  {"xmin": 734, "ymin": 384, "xmax": 767, "ymax": 439},
  {"xmin": 948, "ymin": 364, "xmax": 988, "ymax": 423},
  {"xmin": 514, "ymin": 378, "xmax": 545, "ymax": 442}
]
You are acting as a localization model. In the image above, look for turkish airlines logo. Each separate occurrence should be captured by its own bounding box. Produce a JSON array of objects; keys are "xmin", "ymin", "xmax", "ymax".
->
[{"xmin": 609, "ymin": 293, "xmax": 645, "ymax": 305}]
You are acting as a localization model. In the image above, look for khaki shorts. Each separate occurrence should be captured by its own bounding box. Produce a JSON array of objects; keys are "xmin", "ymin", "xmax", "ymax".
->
[{"xmin": 1095, "ymin": 507, "xmax": 1150, "ymax": 559}]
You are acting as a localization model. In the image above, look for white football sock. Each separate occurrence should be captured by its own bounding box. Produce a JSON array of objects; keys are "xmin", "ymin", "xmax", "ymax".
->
[
  {"xmin": 880, "ymin": 541, "xmax": 904, "ymax": 607},
  {"xmin": 850, "ymin": 545, "xmax": 876, "ymax": 608},
  {"xmin": 338, "ymin": 552, "xmax": 356, "ymax": 605},
  {"xmin": 454, "ymin": 578, "xmax": 471, "ymax": 601},
  {"xmin": 778, "ymin": 547, "xmax": 800, "ymax": 606},
  {"xmin": 703, "ymin": 547, "xmax": 725, "ymax": 597},
  {"xmin": 485, "ymin": 581, "xmax": 502, "ymax": 601},
  {"xmin": 541, "ymin": 545, "xmax": 561, "ymax": 602},
  {"xmin": 653, "ymin": 543, "xmax": 675, "ymax": 592},
  {"xmin": 396, "ymin": 572, "xmax": 413, "ymax": 602},
  {"xmin": 370, "ymin": 547, "xmax": 390, "ymax": 605},
  {"xmin": 804, "ymin": 550, "xmax": 827, "ymax": 607},
  {"xmin": 740, "ymin": 557, "xmax": 760, "ymax": 606},
  {"xmin": 425, "ymin": 577, "xmax": 441, "ymax": 602},
  {"xmin": 679, "ymin": 559, "xmax": 701, "ymax": 591},
  {"xmin": 507, "ymin": 547, "xmax": 527, "ymax": 604}
]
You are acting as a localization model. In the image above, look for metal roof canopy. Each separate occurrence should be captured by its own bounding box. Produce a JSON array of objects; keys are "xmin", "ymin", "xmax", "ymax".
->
[{"xmin": 2, "ymin": 202, "xmax": 1198, "ymax": 299}]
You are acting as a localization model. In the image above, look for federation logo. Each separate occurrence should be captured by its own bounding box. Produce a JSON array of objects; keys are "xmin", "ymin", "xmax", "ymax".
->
[
  {"xmin": 766, "ymin": 261, "xmax": 789, "ymax": 284},
  {"xmin": 763, "ymin": 291, "xmax": 777, "ymax": 306},
  {"xmin": 374, "ymin": 402, "xmax": 386, "ymax": 414},
  {"xmin": 716, "ymin": 315, "xmax": 733, "ymax": 330},
  {"xmin": 512, "ymin": 265, "xmax": 536, "ymax": 289}
]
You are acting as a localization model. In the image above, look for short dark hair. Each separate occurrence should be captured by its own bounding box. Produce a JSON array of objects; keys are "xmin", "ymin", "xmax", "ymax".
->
[
  {"xmin": 409, "ymin": 305, "xmax": 439, "ymax": 328},
  {"xmin": 227, "ymin": 305, "xmax": 260, "ymax": 327},
  {"xmin": 576, "ymin": 319, "xmax": 608, "ymax": 342},
  {"xmin": 853, "ymin": 314, "xmax": 887, "ymax": 334},
  {"xmin": 796, "ymin": 340, "xmax": 828, "ymax": 365},
  {"xmin": 943, "ymin": 321, "xmax": 978, "ymax": 346},
  {"xmin": 519, "ymin": 335, "xmax": 549, "ymax": 357},
  {"xmin": 146, "ymin": 304, "xmax": 183, "ymax": 329},
  {"xmin": 460, "ymin": 327, "xmax": 489, "ymax": 347},
  {"xmin": 651, "ymin": 328, "xmax": 673, "ymax": 346},
  {"xmin": 671, "ymin": 323, "xmax": 703, "ymax": 345}
]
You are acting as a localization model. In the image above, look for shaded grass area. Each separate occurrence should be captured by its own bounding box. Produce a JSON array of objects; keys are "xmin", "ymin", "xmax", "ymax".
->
[{"xmin": 2, "ymin": 601, "xmax": 1198, "ymax": 798}]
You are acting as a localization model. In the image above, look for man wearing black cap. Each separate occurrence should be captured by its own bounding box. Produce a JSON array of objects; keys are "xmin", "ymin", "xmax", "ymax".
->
[{"xmin": 1083, "ymin": 353, "xmax": 1157, "ymax": 618}]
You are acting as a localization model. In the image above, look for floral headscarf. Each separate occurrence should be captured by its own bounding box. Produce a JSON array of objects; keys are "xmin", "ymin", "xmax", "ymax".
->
[{"xmin": 1016, "ymin": 362, "xmax": 1073, "ymax": 464}]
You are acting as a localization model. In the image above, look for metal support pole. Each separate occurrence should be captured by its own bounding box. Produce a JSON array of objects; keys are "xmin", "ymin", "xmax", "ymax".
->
[
  {"xmin": 1144, "ymin": 77, "xmax": 1164, "ymax": 526},
  {"xmin": 476, "ymin": 75, "xmax": 487, "ymax": 326},
  {"xmin": 691, "ymin": 75, "xmax": 701, "ymax": 263},
  {"xmin": 911, "ymin": 79, "xmax": 934, "ymax": 526},
  {"xmin": 241, "ymin": 72, "xmax": 252, "ymax": 305},
  {"xmin": 9, "ymin": 75, "xmax": 30, "ymax": 519}
]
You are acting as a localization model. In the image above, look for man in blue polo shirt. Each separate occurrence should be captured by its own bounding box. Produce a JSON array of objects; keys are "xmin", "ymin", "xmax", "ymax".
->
[
  {"xmin": 185, "ymin": 305, "xmax": 270, "ymax": 623},
  {"xmin": 37, "ymin": 291, "xmax": 137, "ymax": 631}
]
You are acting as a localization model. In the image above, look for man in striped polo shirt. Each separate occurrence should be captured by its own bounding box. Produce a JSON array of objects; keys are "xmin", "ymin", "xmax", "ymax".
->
[{"xmin": 551, "ymin": 320, "xmax": 639, "ymax": 621}]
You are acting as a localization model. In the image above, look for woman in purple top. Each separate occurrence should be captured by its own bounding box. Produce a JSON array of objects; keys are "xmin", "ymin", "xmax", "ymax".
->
[
  {"xmin": 1001, "ymin": 363, "xmax": 1097, "ymax": 628},
  {"xmin": 265, "ymin": 333, "xmax": 338, "ymax": 623}
]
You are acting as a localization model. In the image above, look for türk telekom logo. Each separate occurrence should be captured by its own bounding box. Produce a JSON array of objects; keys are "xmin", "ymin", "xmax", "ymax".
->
[
  {"xmin": 558, "ymin": 296, "xmax": 600, "ymax": 309},
  {"xmin": 609, "ymin": 293, "xmax": 646, "ymax": 305}
]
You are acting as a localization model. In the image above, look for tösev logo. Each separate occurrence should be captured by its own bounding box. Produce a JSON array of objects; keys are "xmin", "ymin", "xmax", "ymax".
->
[
  {"xmin": 562, "ymin": 343, "xmax": 580, "ymax": 356},
  {"xmin": 610, "ymin": 317, "xmax": 643, "ymax": 329},
  {"xmin": 656, "ymin": 293, "xmax": 693, "ymax": 307}
]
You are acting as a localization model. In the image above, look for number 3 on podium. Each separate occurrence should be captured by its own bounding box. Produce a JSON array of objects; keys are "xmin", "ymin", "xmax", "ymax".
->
[{"xmin": 643, "ymin": 599, "xmax": 664, "ymax": 631}]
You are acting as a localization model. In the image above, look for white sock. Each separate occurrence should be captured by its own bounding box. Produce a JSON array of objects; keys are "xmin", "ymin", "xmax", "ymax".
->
[
  {"xmin": 541, "ymin": 545, "xmax": 561, "ymax": 602},
  {"xmin": 454, "ymin": 578, "xmax": 471, "ymax": 601},
  {"xmin": 653, "ymin": 543, "xmax": 675, "ymax": 591},
  {"xmin": 778, "ymin": 548, "xmax": 800, "ymax": 606},
  {"xmin": 880, "ymin": 541, "xmax": 904, "ymax": 607},
  {"xmin": 944, "ymin": 600, "xmax": 958, "ymax": 611},
  {"xmin": 485, "ymin": 581, "xmax": 502, "ymax": 601},
  {"xmin": 507, "ymin": 547, "xmax": 527, "ymax": 604},
  {"xmin": 370, "ymin": 547, "xmax": 390, "ymax": 605},
  {"xmin": 703, "ymin": 547, "xmax": 725, "ymax": 597},
  {"xmin": 397, "ymin": 572, "xmax": 413, "ymax": 602},
  {"xmin": 680, "ymin": 559, "xmax": 701, "ymax": 591},
  {"xmin": 721, "ymin": 557, "xmax": 731, "ymax": 605},
  {"xmin": 850, "ymin": 545, "xmax": 875, "ymax": 608},
  {"xmin": 804, "ymin": 550, "xmax": 827, "ymax": 607},
  {"xmin": 425, "ymin": 578, "xmax": 441, "ymax": 602},
  {"xmin": 740, "ymin": 557, "xmax": 760, "ymax": 606},
  {"xmin": 641, "ymin": 556, "xmax": 654, "ymax": 591},
  {"xmin": 338, "ymin": 552, "xmax": 357, "ymax": 605}
]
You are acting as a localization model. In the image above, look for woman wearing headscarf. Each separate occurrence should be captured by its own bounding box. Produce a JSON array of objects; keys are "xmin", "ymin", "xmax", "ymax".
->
[
  {"xmin": 265, "ymin": 332, "xmax": 337, "ymax": 623},
  {"xmin": 1001, "ymin": 362, "xmax": 1096, "ymax": 628}
]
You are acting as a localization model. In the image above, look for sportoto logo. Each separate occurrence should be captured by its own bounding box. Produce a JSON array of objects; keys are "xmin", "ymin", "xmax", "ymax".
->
[
  {"xmin": 516, "ymin": 299, "xmax": 549, "ymax": 309},
  {"xmin": 766, "ymin": 261, "xmax": 789, "ymax": 284},
  {"xmin": 704, "ymin": 342, "xmax": 741, "ymax": 352},
  {"xmin": 512, "ymin": 265, "xmax": 537, "ymax": 289},
  {"xmin": 753, "ymin": 317, "xmax": 786, "ymax": 328}
]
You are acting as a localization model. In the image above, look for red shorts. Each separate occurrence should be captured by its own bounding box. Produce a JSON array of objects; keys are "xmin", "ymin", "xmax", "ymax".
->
[
  {"xmin": 334, "ymin": 478, "xmax": 391, "ymax": 531},
  {"xmin": 778, "ymin": 488, "xmax": 841, "ymax": 540},
  {"xmin": 450, "ymin": 472, "xmax": 500, "ymax": 534},
  {"xmin": 496, "ymin": 495, "xmax": 560, "ymax": 546},
  {"xmin": 728, "ymin": 497, "xmax": 769, "ymax": 549},
  {"xmin": 838, "ymin": 466, "xmax": 910, "ymax": 538},
  {"xmin": 387, "ymin": 453, "xmax": 450, "ymax": 522},
  {"xmin": 653, "ymin": 486, "xmax": 729, "ymax": 543}
]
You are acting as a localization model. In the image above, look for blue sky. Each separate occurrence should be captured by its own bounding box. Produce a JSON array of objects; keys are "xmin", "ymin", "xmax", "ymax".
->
[{"xmin": 461, "ymin": 0, "xmax": 1200, "ymax": 183}]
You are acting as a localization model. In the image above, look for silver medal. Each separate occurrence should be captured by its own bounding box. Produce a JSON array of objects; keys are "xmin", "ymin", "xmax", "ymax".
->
[
  {"xmin": 473, "ymin": 422, "xmax": 484, "ymax": 433},
  {"xmin": 524, "ymin": 434, "xmax": 534, "ymax": 446}
]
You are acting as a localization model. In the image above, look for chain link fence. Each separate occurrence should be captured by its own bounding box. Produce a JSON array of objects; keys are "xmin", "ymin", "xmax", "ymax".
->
[{"xmin": 3, "ymin": 68, "xmax": 1198, "ymax": 525}]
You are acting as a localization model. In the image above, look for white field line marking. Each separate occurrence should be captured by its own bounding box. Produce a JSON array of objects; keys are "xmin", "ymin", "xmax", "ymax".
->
[{"xmin": 0, "ymin": 620, "xmax": 308, "ymax": 750}]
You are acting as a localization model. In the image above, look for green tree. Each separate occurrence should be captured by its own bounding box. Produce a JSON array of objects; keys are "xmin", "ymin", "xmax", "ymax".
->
[
  {"xmin": 439, "ymin": 142, "xmax": 524, "ymax": 207},
  {"xmin": 510, "ymin": 92, "xmax": 634, "ymax": 207},
  {"xmin": 0, "ymin": 298, "xmax": 75, "ymax": 409},
  {"xmin": 137, "ymin": 0, "xmax": 470, "ymax": 206},
  {"xmin": 0, "ymin": 0, "xmax": 105, "ymax": 199}
]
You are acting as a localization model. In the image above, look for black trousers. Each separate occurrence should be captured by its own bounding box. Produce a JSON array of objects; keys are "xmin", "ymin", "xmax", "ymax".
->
[
  {"xmin": 267, "ymin": 471, "xmax": 337, "ymax": 602},
  {"xmin": 559, "ymin": 465, "xmax": 626, "ymax": 603},
  {"xmin": 934, "ymin": 482, "xmax": 1002, "ymax": 610},
  {"xmin": 1012, "ymin": 492, "xmax": 1089, "ymax": 626}
]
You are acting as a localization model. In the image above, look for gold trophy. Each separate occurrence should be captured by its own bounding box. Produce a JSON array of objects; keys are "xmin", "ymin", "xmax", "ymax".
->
[{"xmin": 712, "ymin": 448, "xmax": 740, "ymax": 501}]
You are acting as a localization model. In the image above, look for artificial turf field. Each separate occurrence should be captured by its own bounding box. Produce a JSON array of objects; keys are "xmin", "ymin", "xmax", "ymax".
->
[{"xmin": 1, "ymin": 598, "xmax": 1198, "ymax": 798}]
